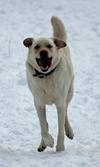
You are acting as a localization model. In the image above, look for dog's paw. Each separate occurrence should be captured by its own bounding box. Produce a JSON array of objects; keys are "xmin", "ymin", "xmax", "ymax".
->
[
  {"xmin": 43, "ymin": 134, "xmax": 54, "ymax": 148},
  {"xmin": 65, "ymin": 127, "xmax": 74, "ymax": 140},
  {"xmin": 38, "ymin": 145, "xmax": 46, "ymax": 152},
  {"xmin": 37, "ymin": 139, "xmax": 47, "ymax": 152}
]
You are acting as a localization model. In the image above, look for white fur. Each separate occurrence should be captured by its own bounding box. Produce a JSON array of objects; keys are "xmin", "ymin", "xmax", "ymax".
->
[{"xmin": 24, "ymin": 16, "xmax": 74, "ymax": 152}]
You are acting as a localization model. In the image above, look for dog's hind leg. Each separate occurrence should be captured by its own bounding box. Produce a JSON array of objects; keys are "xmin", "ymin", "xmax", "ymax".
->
[
  {"xmin": 65, "ymin": 83, "xmax": 74, "ymax": 139},
  {"xmin": 65, "ymin": 113, "xmax": 74, "ymax": 139}
]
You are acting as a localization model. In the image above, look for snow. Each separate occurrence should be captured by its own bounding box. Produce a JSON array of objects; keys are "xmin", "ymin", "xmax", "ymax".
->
[{"xmin": 0, "ymin": 0, "xmax": 100, "ymax": 166}]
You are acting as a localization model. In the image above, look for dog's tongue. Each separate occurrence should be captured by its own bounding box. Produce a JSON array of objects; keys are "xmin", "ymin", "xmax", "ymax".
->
[{"xmin": 41, "ymin": 57, "xmax": 52, "ymax": 68}]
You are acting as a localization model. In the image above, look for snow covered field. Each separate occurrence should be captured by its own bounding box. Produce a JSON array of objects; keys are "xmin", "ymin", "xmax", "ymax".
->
[{"xmin": 0, "ymin": 0, "xmax": 100, "ymax": 166}]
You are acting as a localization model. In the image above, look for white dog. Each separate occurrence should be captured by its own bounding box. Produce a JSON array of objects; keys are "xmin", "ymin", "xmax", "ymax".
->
[{"xmin": 23, "ymin": 16, "xmax": 74, "ymax": 152}]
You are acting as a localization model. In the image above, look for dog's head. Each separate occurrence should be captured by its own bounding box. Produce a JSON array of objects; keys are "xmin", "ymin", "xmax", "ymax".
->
[{"xmin": 23, "ymin": 37, "xmax": 66, "ymax": 73}]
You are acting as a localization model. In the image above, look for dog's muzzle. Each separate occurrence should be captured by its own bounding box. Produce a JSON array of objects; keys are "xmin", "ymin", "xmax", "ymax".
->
[{"xmin": 36, "ymin": 50, "xmax": 52, "ymax": 72}]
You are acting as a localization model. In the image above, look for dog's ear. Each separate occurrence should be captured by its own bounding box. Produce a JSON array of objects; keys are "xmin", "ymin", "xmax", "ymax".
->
[
  {"xmin": 23, "ymin": 38, "xmax": 34, "ymax": 48},
  {"xmin": 53, "ymin": 38, "xmax": 66, "ymax": 49}
]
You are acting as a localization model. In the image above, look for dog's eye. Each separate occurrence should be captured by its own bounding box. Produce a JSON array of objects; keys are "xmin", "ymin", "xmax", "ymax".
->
[
  {"xmin": 34, "ymin": 45, "xmax": 40, "ymax": 49},
  {"xmin": 46, "ymin": 44, "xmax": 52, "ymax": 49}
]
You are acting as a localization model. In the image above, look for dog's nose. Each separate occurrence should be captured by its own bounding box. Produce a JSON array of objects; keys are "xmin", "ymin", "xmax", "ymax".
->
[{"xmin": 40, "ymin": 50, "xmax": 48, "ymax": 59}]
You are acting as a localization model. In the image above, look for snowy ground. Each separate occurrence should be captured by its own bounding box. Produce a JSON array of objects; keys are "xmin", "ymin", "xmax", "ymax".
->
[{"xmin": 0, "ymin": 0, "xmax": 100, "ymax": 166}]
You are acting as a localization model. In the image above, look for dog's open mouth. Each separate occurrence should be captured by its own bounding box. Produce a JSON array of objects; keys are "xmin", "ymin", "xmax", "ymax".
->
[{"xmin": 36, "ymin": 57, "xmax": 52, "ymax": 72}]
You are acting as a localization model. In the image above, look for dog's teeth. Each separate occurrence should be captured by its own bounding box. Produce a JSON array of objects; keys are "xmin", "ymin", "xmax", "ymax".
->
[
  {"xmin": 45, "ymin": 66, "xmax": 48, "ymax": 70},
  {"xmin": 42, "ymin": 66, "xmax": 48, "ymax": 70}
]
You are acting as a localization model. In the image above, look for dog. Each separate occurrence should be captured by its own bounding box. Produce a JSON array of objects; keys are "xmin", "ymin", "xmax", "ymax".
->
[{"xmin": 23, "ymin": 16, "xmax": 74, "ymax": 152}]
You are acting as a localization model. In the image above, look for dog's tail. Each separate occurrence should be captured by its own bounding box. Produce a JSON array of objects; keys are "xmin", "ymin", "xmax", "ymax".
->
[{"xmin": 51, "ymin": 16, "xmax": 67, "ymax": 42}]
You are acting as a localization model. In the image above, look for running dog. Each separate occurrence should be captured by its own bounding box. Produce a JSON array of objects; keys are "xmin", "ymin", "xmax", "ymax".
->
[{"xmin": 23, "ymin": 16, "xmax": 74, "ymax": 152}]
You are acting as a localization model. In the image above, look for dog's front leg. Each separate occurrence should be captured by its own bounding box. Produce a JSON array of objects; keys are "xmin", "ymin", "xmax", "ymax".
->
[
  {"xmin": 56, "ymin": 104, "xmax": 66, "ymax": 151},
  {"xmin": 35, "ymin": 102, "xmax": 54, "ymax": 151}
]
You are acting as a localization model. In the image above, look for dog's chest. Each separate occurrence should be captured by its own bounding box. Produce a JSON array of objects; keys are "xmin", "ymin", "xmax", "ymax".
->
[
  {"xmin": 40, "ymin": 76, "xmax": 59, "ymax": 100},
  {"xmin": 36, "ymin": 75, "xmax": 64, "ymax": 104}
]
